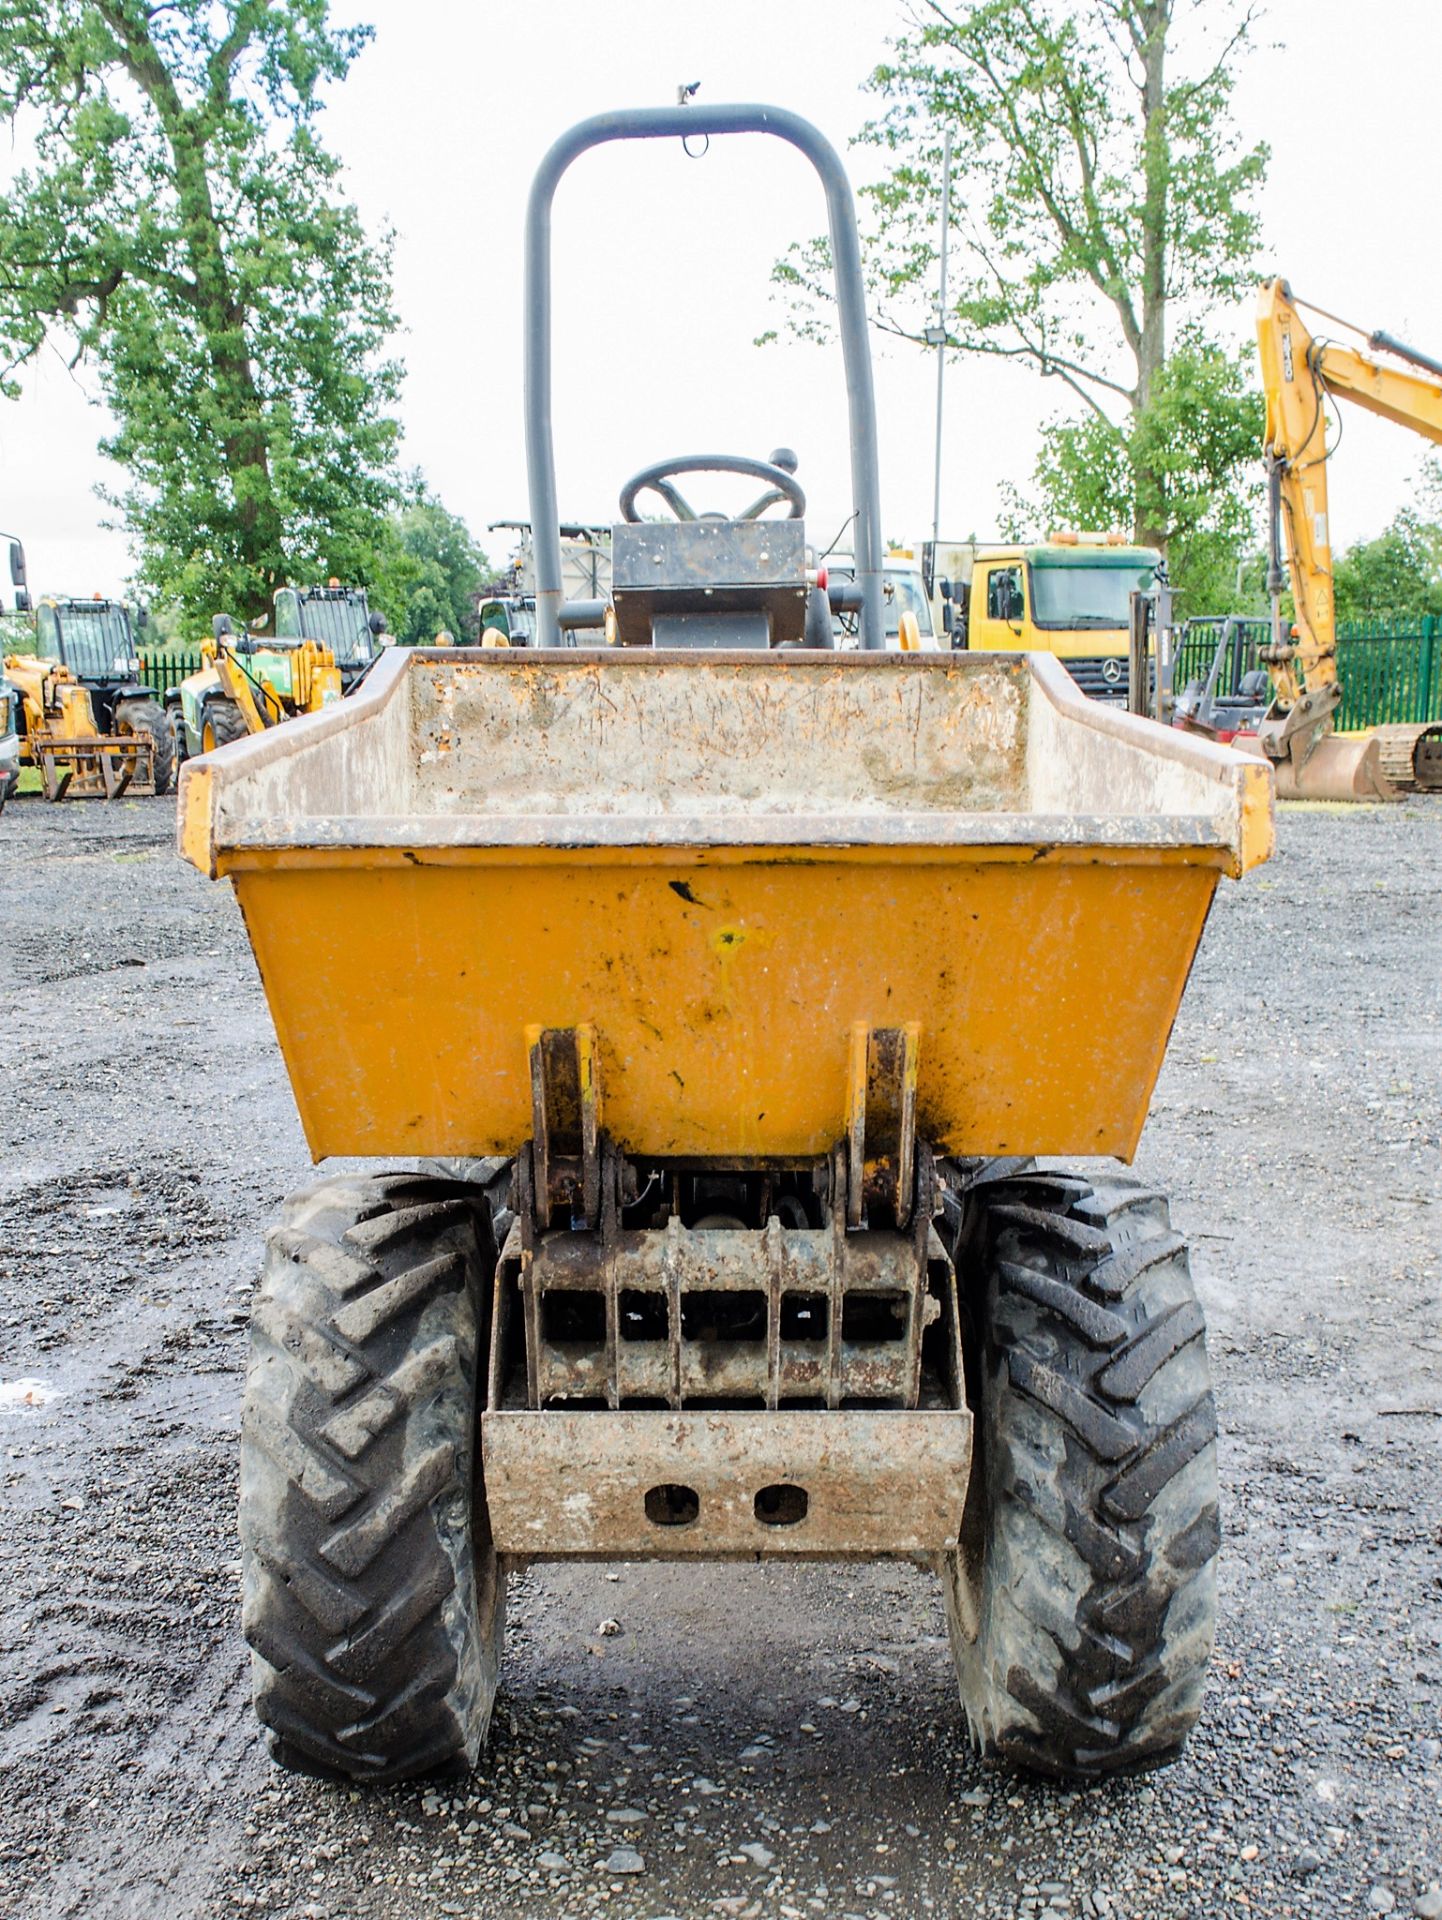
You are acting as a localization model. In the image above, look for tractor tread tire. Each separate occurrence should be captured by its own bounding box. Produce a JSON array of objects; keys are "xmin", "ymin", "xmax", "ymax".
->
[
  {"xmin": 241, "ymin": 1172, "xmax": 503, "ymax": 1785},
  {"xmin": 946, "ymin": 1169, "xmax": 1218, "ymax": 1781},
  {"xmin": 165, "ymin": 699, "xmax": 187, "ymax": 772},
  {"xmin": 202, "ymin": 697, "xmax": 249, "ymax": 752},
  {"xmin": 112, "ymin": 695, "xmax": 174, "ymax": 795}
]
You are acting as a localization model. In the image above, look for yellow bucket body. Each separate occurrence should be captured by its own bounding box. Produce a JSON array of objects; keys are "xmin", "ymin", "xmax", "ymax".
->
[{"xmin": 180, "ymin": 649, "xmax": 1272, "ymax": 1164}]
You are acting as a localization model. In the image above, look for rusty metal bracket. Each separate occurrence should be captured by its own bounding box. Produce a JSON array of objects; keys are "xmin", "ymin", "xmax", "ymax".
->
[
  {"xmin": 517, "ymin": 1213, "xmax": 949, "ymax": 1412},
  {"xmin": 527, "ymin": 1023, "xmax": 600, "ymax": 1226},
  {"xmin": 482, "ymin": 1405, "xmax": 973, "ymax": 1559},
  {"xmin": 499, "ymin": 1130, "xmax": 957, "ymax": 1418},
  {"xmin": 101, "ymin": 749, "xmax": 135, "ymax": 801},
  {"xmin": 846, "ymin": 1023, "xmax": 921, "ymax": 1229},
  {"xmin": 38, "ymin": 746, "xmax": 74, "ymax": 802}
]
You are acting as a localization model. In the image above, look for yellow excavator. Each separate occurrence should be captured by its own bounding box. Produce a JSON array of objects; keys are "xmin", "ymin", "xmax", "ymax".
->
[{"xmin": 1253, "ymin": 278, "xmax": 1442, "ymax": 799}]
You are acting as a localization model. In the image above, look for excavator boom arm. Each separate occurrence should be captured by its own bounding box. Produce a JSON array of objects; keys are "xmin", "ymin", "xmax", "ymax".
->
[
  {"xmin": 1319, "ymin": 347, "xmax": 1442, "ymax": 440},
  {"xmin": 1256, "ymin": 278, "xmax": 1442, "ymax": 778}
]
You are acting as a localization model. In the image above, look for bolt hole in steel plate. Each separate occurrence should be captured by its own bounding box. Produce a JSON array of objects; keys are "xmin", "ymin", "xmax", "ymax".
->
[
  {"xmin": 645, "ymin": 1483, "xmax": 700, "ymax": 1528},
  {"xmin": 754, "ymin": 1483, "xmax": 809, "ymax": 1528}
]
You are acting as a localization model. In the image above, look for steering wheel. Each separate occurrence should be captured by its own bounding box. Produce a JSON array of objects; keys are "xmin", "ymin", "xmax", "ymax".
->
[{"xmin": 618, "ymin": 453, "xmax": 806, "ymax": 524}]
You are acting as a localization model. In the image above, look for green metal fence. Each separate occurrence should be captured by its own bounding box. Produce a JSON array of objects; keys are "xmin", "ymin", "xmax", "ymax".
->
[
  {"xmin": 139, "ymin": 649, "xmax": 204, "ymax": 696},
  {"xmin": 1174, "ymin": 616, "xmax": 1442, "ymax": 731},
  {"xmin": 1332, "ymin": 617, "xmax": 1441, "ymax": 728}
]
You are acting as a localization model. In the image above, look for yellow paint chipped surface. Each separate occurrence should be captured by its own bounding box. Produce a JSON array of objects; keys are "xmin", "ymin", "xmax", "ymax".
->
[{"xmin": 233, "ymin": 843, "xmax": 1216, "ymax": 1164}]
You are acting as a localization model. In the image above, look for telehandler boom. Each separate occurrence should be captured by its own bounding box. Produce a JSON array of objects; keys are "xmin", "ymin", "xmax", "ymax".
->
[{"xmin": 1255, "ymin": 278, "xmax": 1442, "ymax": 798}]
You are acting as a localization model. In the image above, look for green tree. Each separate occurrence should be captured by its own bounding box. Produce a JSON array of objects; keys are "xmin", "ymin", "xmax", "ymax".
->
[
  {"xmin": 0, "ymin": 1, "xmax": 401, "ymax": 632},
  {"xmin": 1332, "ymin": 507, "xmax": 1442, "ymax": 620},
  {"xmin": 1013, "ymin": 341, "xmax": 1264, "ymax": 611},
  {"xmin": 374, "ymin": 488, "xmax": 490, "ymax": 645},
  {"xmin": 769, "ymin": 0, "xmax": 1267, "ymax": 586}
]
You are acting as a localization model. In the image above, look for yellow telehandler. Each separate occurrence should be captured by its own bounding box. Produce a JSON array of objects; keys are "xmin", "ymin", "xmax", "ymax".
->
[
  {"xmin": 168, "ymin": 586, "xmax": 387, "ymax": 767},
  {"xmin": 4, "ymin": 595, "xmax": 169, "ymax": 800},
  {"xmin": 170, "ymin": 613, "xmax": 342, "ymax": 761},
  {"xmin": 181, "ymin": 103, "xmax": 1272, "ymax": 1792}
]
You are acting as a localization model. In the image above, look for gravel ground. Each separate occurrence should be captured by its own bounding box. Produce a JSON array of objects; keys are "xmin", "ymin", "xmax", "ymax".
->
[{"xmin": 0, "ymin": 792, "xmax": 1438, "ymax": 1920}]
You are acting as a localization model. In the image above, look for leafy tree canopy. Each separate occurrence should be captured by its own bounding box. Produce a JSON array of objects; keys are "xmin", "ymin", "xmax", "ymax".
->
[
  {"xmin": 1332, "ymin": 504, "xmax": 1442, "ymax": 622},
  {"xmin": 1009, "ymin": 337, "xmax": 1264, "ymax": 614},
  {"xmin": 768, "ymin": 0, "xmax": 1268, "ymax": 583},
  {"xmin": 0, "ymin": 0, "xmax": 402, "ymax": 633},
  {"xmin": 373, "ymin": 486, "xmax": 490, "ymax": 646}
]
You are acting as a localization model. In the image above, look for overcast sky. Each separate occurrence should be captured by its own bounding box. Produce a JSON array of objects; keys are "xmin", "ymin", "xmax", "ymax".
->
[{"xmin": 3, "ymin": 0, "xmax": 1441, "ymax": 596}]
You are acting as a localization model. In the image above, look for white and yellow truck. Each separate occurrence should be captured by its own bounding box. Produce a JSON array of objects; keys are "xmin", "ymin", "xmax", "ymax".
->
[{"xmin": 917, "ymin": 533, "xmax": 1163, "ymax": 701}]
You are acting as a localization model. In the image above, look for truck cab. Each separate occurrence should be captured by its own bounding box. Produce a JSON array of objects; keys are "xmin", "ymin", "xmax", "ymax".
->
[
  {"xmin": 274, "ymin": 584, "xmax": 384, "ymax": 690},
  {"xmin": 478, "ymin": 596, "xmax": 537, "ymax": 646},
  {"xmin": 827, "ymin": 555, "xmax": 941, "ymax": 649},
  {"xmin": 964, "ymin": 536, "xmax": 1161, "ymax": 700}
]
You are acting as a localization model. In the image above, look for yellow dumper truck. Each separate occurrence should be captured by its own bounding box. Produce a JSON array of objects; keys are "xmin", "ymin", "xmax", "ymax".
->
[{"xmin": 181, "ymin": 105, "xmax": 1271, "ymax": 1790}]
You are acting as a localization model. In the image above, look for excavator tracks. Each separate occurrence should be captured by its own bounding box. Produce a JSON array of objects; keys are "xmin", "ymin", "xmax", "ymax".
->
[{"xmin": 1372, "ymin": 722, "xmax": 1442, "ymax": 794}]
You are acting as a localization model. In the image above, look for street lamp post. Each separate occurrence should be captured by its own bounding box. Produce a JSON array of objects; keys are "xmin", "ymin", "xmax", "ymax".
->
[{"xmin": 925, "ymin": 131, "xmax": 953, "ymax": 562}]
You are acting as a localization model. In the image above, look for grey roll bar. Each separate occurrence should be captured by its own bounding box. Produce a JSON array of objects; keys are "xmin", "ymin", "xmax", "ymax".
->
[{"xmin": 524, "ymin": 104, "xmax": 885, "ymax": 651}]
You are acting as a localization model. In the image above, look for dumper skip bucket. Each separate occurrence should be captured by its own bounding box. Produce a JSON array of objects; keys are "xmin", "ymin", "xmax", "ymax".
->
[{"xmin": 179, "ymin": 645, "xmax": 1271, "ymax": 1165}]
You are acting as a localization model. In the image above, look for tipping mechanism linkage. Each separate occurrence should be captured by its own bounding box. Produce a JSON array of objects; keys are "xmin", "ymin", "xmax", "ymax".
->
[{"xmin": 493, "ymin": 1024, "xmax": 958, "ymax": 1421}]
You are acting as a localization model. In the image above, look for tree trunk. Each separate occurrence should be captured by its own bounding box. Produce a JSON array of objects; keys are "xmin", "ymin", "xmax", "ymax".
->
[
  {"xmin": 105, "ymin": 3, "xmax": 284, "ymax": 624},
  {"xmin": 170, "ymin": 137, "xmax": 285, "ymax": 624}
]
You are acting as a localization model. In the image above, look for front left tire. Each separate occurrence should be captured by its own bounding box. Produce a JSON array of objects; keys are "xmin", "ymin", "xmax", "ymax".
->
[{"xmin": 943, "ymin": 1168, "xmax": 1220, "ymax": 1780}]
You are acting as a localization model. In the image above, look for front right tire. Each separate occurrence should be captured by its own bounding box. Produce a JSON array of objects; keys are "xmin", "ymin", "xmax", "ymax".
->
[{"xmin": 241, "ymin": 1172, "xmax": 504, "ymax": 1784}]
